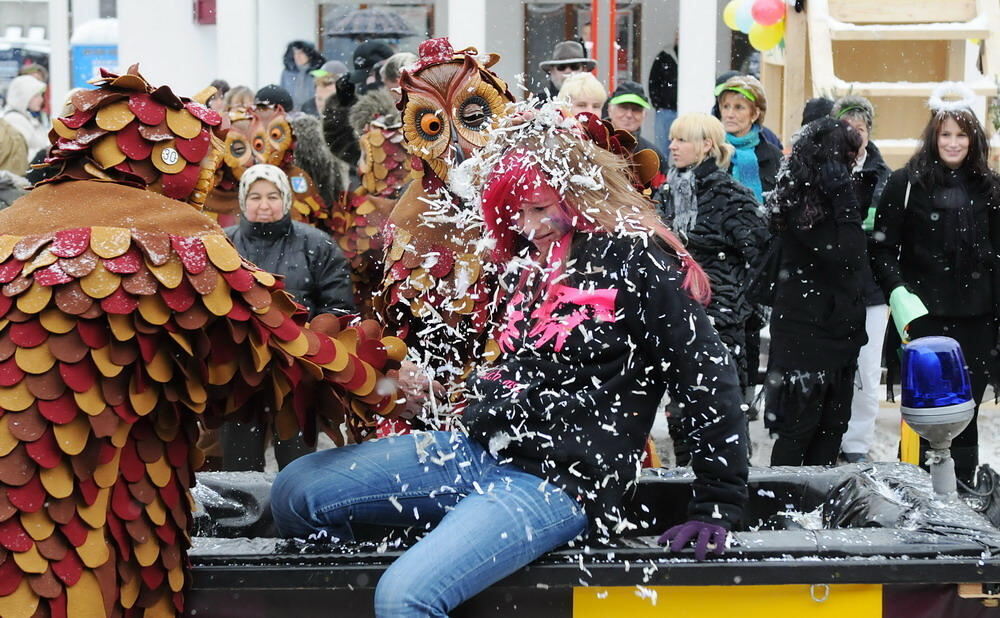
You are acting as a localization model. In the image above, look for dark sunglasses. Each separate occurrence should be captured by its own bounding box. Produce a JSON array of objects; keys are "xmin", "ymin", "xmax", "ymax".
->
[{"xmin": 554, "ymin": 63, "xmax": 583, "ymax": 71}]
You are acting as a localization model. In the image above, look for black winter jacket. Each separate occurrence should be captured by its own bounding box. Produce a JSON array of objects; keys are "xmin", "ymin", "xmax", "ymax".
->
[
  {"xmin": 226, "ymin": 215, "xmax": 355, "ymax": 318},
  {"xmin": 754, "ymin": 140, "xmax": 783, "ymax": 196},
  {"xmin": 648, "ymin": 49, "xmax": 678, "ymax": 111},
  {"xmin": 852, "ymin": 143, "xmax": 892, "ymax": 306},
  {"xmin": 663, "ymin": 158, "xmax": 766, "ymax": 329},
  {"xmin": 464, "ymin": 233, "xmax": 748, "ymax": 535},
  {"xmin": 870, "ymin": 166, "xmax": 1000, "ymax": 318},
  {"xmin": 769, "ymin": 183, "xmax": 868, "ymax": 371}
]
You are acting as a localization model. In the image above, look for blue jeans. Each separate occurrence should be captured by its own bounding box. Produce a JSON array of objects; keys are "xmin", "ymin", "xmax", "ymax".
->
[
  {"xmin": 270, "ymin": 431, "xmax": 588, "ymax": 617},
  {"xmin": 654, "ymin": 107, "xmax": 678, "ymax": 156}
]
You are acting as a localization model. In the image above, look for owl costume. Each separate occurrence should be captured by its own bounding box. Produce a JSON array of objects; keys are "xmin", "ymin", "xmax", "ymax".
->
[
  {"xmin": 375, "ymin": 39, "xmax": 515, "ymax": 430},
  {"xmin": 0, "ymin": 66, "xmax": 404, "ymax": 618}
]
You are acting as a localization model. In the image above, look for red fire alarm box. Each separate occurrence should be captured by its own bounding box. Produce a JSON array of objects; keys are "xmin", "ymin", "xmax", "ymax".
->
[{"xmin": 193, "ymin": 0, "xmax": 217, "ymax": 24}]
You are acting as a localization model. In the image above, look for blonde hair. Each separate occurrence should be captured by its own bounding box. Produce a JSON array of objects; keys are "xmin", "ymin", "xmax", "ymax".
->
[
  {"xmin": 716, "ymin": 74, "xmax": 767, "ymax": 124},
  {"xmin": 224, "ymin": 85, "xmax": 254, "ymax": 111},
  {"xmin": 557, "ymin": 72, "xmax": 607, "ymax": 106},
  {"xmin": 669, "ymin": 112, "xmax": 734, "ymax": 169}
]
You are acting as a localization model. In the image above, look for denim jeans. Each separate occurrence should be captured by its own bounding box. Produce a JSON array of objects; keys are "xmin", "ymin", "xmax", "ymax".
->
[{"xmin": 270, "ymin": 431, "xmax": 588, "ymax": 617}]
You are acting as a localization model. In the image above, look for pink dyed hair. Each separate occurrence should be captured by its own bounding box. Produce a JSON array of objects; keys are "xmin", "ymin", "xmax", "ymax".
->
[{"xmin": 481, "ymin": 149, "xmax": 711, "ymax": 306}]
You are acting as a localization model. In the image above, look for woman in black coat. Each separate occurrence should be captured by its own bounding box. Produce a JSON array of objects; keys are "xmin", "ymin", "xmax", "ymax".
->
[
  {"xmin": 869, "ymin": 88, "xmax": 1000, "ymax": 482},
  {"xmin": 830, "ymin": 95, "xmax": 893, "ymax": 464},
  {"xmin": 664, "ymin": 112, "xmax": 767, "ymax": 390},
  {"xmin": 765, "ymin": 117, "xmax": 869, "ymax": 466}
]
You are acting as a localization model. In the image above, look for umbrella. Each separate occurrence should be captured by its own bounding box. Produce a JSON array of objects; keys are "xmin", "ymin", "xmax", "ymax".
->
[{"xmin": 326, "ymin": 8, "xmax": 418, "ymax": 39}]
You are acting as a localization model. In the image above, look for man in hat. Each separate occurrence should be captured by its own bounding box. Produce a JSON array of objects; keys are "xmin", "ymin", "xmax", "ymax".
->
[
  {"xmin": 348, "ymin": 41, "xmax": 394, "ymax": 95},
  {"xmin": 606, "ymin": 80, "xmax": 666, "ymax": 172},
  {"xmin": 302, "ymin": 60, "xmax": 349, "ymax": 117},
  {"xmin": 535, "ymin": 40, "xmax": 597, "ymax": 104}
]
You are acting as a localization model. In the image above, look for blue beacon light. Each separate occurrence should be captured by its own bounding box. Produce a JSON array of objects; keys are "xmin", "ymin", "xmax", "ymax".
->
[
  {"xmin": 899, "ymin": 336, "xmax": 974, "ymax": 496},
  {"xmin": 900, "ymin": 336, "xmax": 973, "ymax": 415}
]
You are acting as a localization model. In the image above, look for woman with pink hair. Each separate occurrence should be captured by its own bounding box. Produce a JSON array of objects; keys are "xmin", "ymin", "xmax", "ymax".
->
[{"xmin": 271, "ymin": 107, "xmax": 748, "ymax": 617}]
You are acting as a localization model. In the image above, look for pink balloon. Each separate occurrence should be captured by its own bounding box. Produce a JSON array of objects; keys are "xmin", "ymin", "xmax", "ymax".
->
[{"xmin": 751, "ymin": 0, "xmax": 785, "ymax": 26}]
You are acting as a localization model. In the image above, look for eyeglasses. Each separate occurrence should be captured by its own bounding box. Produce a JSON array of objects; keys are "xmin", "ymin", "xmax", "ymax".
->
[{"xmin": 553, "ymin": 63, "xmax": 583, "ymax": 72}]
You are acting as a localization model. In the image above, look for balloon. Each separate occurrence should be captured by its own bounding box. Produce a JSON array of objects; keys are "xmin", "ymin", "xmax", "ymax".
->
[
  {"xmin": 751, "ymin": 0, "xmax": 786, "ymax": 26},
  {"xmin": 749, "ymin": 21, "xmax": 785, "ymax": 51},
  {"xmin": 723, "ymin": 0, "xmax": 741, "ymax": 31},
  {"xmin": 735, "ymin": 0, "xmax": 755, "ymax": 33}
]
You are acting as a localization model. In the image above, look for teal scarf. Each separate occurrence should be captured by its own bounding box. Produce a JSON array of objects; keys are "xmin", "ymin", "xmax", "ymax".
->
[{"xmin": 726, "ymin": 125, "xmax": 763, "ymax": 202}]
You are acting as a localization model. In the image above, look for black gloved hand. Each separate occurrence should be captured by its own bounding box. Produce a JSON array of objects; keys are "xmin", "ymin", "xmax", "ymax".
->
[
  {"xmin": 818, "ymin": 160, "xmax": 852, "ymax": 193},
  {"xmin": 334, "ymin": 74, "xmax": 357, "ymax": 108}
]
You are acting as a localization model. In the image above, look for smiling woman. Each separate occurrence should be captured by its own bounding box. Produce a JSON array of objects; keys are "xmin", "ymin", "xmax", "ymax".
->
[{"xmin": 869, "ymin": 84, "xmax": 1000, "ymax": 484}]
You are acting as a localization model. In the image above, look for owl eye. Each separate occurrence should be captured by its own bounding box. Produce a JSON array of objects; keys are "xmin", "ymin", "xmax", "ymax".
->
[
  {"xmin": 270, "ymin": 127, "xmax": 284, "ymax": 141},
  {"xmin": 459, "ymin": 96, "xmax": 490, "ymax": 130},
  {"xmin": 418, "ymin": 111, "xmax": 444, "ymax": 139},
  {"xmin": 230, "ymin": 140, "xmax": 247, "ymax": 158},
  {"xmin": 252, "ymin": 137, "xmax": 265, "ymax": 152}
]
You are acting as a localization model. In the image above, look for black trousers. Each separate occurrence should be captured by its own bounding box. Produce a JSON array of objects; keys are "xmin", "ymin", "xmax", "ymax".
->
[
  {"xmin": 769, "ymin": 363, "xmax": 856, "ymax": 466},
  {"xmin": 220, "ymin": 421, "xmax": 315, "ymax": 472},
  {"xmin": 907, "ymin": 314, "xmax": 994, "ymax": 484}
]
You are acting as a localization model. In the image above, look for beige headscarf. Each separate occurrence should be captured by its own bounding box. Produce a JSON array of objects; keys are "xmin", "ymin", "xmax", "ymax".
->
[{"xmin": 237, "ymin": 164, "xmax": 292, "ymax": 215}]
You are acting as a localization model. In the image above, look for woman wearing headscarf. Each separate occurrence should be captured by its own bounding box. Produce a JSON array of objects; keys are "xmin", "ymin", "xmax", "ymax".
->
[
  {"xmin": 830, "ymin": 95, "xmax": 893, "ymax": 463},
  {"xmin": 869, "ymin": 84, "xmax": 1000, "ymax": 482},
  {"xmin": 715, "ymin": 74, "xmax": 782, "ymax": 203},
  {"xmin": 221, "ymin": 164, "xmax": 354, "ymax": 472}
]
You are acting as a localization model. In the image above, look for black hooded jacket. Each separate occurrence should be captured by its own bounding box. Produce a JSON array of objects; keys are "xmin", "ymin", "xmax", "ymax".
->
[
  {"xmin": 225, "ymin": 215, "xmax": 354, "ymax": 318},
  {"xmin": 769, "ymin": 178, "xmax": 869, "ymax": 371},
  {"xmin": 464, "ymin": 233, "xmax": 748, "ymax": 535}
]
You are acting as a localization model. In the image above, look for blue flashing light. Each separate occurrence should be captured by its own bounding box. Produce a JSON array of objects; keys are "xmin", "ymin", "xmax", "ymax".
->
[{"xmin": 900, "ymin": 336, "xmax": 973, "ymax": 410}]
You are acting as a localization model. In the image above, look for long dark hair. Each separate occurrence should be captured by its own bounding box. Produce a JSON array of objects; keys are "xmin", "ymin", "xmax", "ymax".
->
[
  {"xmin": 906, "ymin": 108, "xmax": 999, "ymax": 198},
  {"xmin": 768, "ymin": 117, "xmax": 862, "ymax": 231}
]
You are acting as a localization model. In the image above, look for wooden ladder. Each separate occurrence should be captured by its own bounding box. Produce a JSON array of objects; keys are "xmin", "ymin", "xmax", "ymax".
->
[{"xmin": 765, "ymin": 0, "xmax": 1000, "ymax": 167}]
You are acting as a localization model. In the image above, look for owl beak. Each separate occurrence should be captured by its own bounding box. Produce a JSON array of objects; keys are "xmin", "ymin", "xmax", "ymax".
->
[{"xmin": 449, "ymin": 128, "xmax": 465, "ymax": 166}]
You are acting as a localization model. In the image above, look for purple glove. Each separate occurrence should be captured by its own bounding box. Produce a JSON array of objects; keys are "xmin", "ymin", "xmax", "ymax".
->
[{"xmin": 658, "ymin": 520, "xmax": 729, "ymax": 560}]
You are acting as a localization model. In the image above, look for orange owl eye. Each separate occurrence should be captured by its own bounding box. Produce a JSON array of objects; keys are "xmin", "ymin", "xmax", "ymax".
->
[
  {"xmin": 418, "ymin": 111, "xmax": 443, "ymax": 138},
  {"xmin": 270, "ymin": 127, "xmax": 284, "ymax": 141},
  {"xmin": 252, "ymin": 137, "xmax": 265, "ymax": 151}
]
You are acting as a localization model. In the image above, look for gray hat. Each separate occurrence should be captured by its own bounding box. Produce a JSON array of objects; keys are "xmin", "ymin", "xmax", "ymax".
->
[
  {"xmin": 539, "ymin": 41, "xmax": 597, "ymax": 71},
  {"xmin": 310, "ymin": 60, "xmax": 349, "ymax": 78}
]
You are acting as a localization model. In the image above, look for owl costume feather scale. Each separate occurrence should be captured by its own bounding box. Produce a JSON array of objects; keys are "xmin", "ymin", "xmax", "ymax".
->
[{"xmin": 0, "ymin": 66, "xmax": 404, "ymax": 618}]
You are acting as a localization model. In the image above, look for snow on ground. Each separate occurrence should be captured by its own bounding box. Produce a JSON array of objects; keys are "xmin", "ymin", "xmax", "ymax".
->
[{"xmin": 650, "ymin": 389, "xmax": 1000, "ymax": 470}]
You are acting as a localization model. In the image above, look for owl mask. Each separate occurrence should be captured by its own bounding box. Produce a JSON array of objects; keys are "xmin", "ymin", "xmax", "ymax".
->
[{"xmin": 398, "ymin": 38, "xmax": 515, "ymax": 182}]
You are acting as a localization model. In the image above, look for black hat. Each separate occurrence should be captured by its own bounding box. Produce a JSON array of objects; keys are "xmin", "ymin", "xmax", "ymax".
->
[
  {"xmin": 801, "ymin": 97, "xmax": 835, "ymax": 126},
  {"xmin": 608, "ymin": 80, "xmax": 651, "ymax": 110},
  {"xmin": 254, "ymin": 84, "xmax": 293, "ymax": 112},
  {"xmin": 350, "ymin": 41, "xmax": 394, "ymax": 84}
]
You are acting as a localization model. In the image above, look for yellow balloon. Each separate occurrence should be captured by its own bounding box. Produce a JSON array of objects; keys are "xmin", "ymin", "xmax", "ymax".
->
[
  {"xmin": 749, "ymin": 20, "xmax": 785, "ymax": 51},
  {"xmin": 723, "ymin": 0, "xmax": 741, "ymax": 31}
]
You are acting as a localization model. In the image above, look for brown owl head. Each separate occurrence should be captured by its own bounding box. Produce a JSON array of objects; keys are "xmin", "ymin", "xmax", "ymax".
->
[
  {"xmin": 221, "ymin": 105, "xmax": 294, "ymax": 177},
  {"xmin": 398, "ymin": 38, "xmax": 515, "ymax": 182},
  {"xmin": 41, "ymin": 64, "xmax": 227, "ymax": 209}
]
